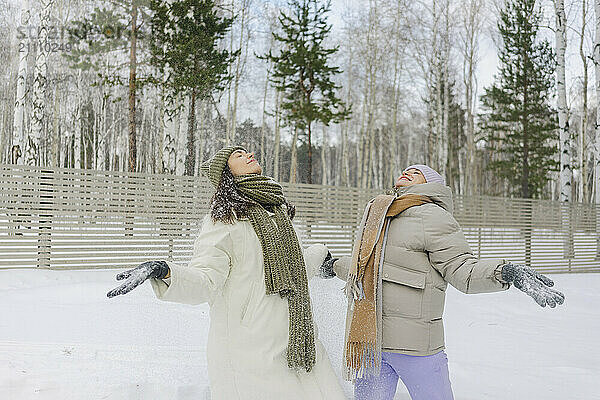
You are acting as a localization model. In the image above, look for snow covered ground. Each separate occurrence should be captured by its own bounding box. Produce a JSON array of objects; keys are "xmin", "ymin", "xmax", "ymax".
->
[{"xmin": 1, "ymin": 268, "xmax": 598, "ymax": 400}]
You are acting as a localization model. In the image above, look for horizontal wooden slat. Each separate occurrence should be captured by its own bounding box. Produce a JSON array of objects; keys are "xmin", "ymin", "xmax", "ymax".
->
[{"xmin": 0, "ymin": 164, "xmax": 598, "ymax": 272}]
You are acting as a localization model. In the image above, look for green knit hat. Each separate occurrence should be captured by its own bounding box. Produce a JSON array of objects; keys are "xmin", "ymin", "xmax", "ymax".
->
[{"xmin": 200, "ymin": 145, "xmax": 246, "ymax": 187}]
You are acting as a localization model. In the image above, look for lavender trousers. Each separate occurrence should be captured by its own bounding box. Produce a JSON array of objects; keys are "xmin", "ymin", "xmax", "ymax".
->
[{"xmin": 354, "ymin": 351, "xmax": 454, "ymax": 400}]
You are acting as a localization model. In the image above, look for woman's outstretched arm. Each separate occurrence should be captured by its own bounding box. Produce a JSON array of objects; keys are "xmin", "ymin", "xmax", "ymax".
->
[
  {"xmin": 107, "ymin": 215, "xmax": 234, "ymax": 306},
  {"xmin": 422, "ymin": 204, "xmax": 509, "ymax": 294},
  {"xmin": 422, "ymin": 204, "xmax": 564, "ymax": 307}
]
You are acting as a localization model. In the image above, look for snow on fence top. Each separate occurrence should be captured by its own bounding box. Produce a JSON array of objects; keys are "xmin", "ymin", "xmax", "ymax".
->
[{"xmin": 0, "ymin": 164, "xmax": 598, "ymax": 273}]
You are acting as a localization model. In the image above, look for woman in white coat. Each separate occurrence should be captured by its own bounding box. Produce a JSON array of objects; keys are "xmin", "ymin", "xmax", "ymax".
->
[{"xmin": 107, "ymin": 146, "xmax": 346, "ymax": 400}]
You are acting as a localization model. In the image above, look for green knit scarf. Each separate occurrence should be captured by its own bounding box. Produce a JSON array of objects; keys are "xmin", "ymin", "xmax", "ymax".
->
[{"xmin": 234, "ymin": 174, "xmax": 316, "ymax": 372}]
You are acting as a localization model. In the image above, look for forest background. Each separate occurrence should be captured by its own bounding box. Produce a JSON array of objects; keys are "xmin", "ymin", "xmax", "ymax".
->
[{"xmin": 1, "ymin": 0, "xmax": 599, "ymax": 202}]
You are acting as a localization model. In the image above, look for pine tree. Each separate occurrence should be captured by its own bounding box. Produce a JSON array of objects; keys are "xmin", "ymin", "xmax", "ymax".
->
[
  {"xmin": 261, "ymin": 0, "xmax": 349, "ymax": 184},
  {"xmin": 479, "ymin": 0, "xmax": 558, "ymax": 199},
  {"xmin": 150, "ymin": 0, "xmax": 236, "ymax": 176}
]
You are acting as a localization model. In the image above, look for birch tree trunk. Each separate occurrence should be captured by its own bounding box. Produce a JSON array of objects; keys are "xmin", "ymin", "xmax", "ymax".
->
[
  {"xmin": 556, "ymin": 0, "xmax": 572, "ymax": 202},
  {"xmin": 97, "ymin": 93, "xmax": 107, "ymax": 170},
  {"xmin": 458, "ymin": 147, "xmax": 466, "ymax": 194},
  {"xmin": 432, "ymin": 0, "xmax": 442, "ymax": 171},
  {"xmin": 31, "ymin": 0, "xmax": 54, "ymax": 266},
  {"xmin": 390, "ymin": 1, "xmax": 404, "ymax": 187},
  {"xmin": 259, "ymin": 64, "xmax": 269, "ymax": 168},
  {"xmin": 440, "ymin": 62, "xmax": 449, "ymax": 179},
  {"xmin": 74, "ymin": 70, "xmax": 82, "ymax": 169},
  {"xmin": 195, "ymin": 99, "xmax": 206, "ymax": 176},
  {"xmin": 158, "ymin": 89, "xmax": 166, "ymax": 173},
  {"xmin": 140, "ymin": 103, "xmax": 151, "ymax": 172},
  {"xmin": 340, "ymin": 122, "xmax": 350, "ymax": 186},
  {"xmin": 0, "ymin": 90, "xmax": 6, "ymax": 163},
  {"xmin": 12, "ymin": 0, "xmax": 30, "ymax": 165},
  {"xmin": 358, "ymin": 96, "xmax": 368, "ymax": 187},
  {"xmin": 128, "ymin": 3, "xmax": 138, "ymax": 172},
  {"xmin": 438, "ymin": 0, "xmax": 450, "ymax": 179},
  {"xmin": 580, "ymin": 0, "xmax": 590, "ymax": 202},
  {"xmin": 225, "ymin": 0, "xmax": 235, "ymax": 145},
  {"xmin": 93, "ymin": 107, "xmax": 99, "ymax": 169},
  {"xmin": 154, "ymin": 104, "xmax": 161, "ymax": 173},
  {"xmin": 594, "ymin": 0, "xmax": 600, "ymax": 257},
  {"xmin": 118, "ymin": 113, "xmax": 125, "ymax": 171},
  {"xmin": 364, "ymin": 56, "xmax": 377, "ymax": 188},
  {"xmin": 163, "ymin": 104, "xmax": 178, "ymax": 175},
  {"xmin": 554, "ymin": 0, "xmax": 574, "ymax": 259},
  {"xmin": 360, "ymin": 0, "xmax": 380, "ymax": 188},
  {"xmin": 460, "ymin": 0, "xmax": 483, "ymax": 195},
  {"xmin": 185, "ymin": 88, "xmax": 197, "ymax": 175},
  {"xmin": 161, "ymin": 81, "xmax": 177, "ymax": 174},
  {"xmin": 51, "ymin": 85, "xmax": 60, "ymax": 167},
  {"xmin": 376, "ymin": 128, "xmax": 384, "ymax": 188},
  {"xmin": 307, "ymin": 122, "xmax": 314, "ymax": 184},
  {"xmin": 28, "ymin": 0, "xmax": 53, "ymax": 166},
  {"xmin": 229, "ymin": 0, "xmax": 250, "ymax": 144},
  {"xmin": 108, "ymin": 104, "xmax": 115, "ymax": 170},
  {"xmin": 151, "ymin": 105, "xmax": 158, "ymax": 173},
  {"xmin": 175, "ymin": 95, "xmax": 189, "ymax": 176},
  {"xmin": 273, "ymin": 89, "xmax": 281, "ymax": 181},
  {"xmin": 433, "ymin": 73, "xmax": 443, "ymax": 172},
  {"xmin": 365, "ymin": 119, "xmax": 374, "ymax": 188},
  {"xmin": 142, "ymin": 104, "xmax": 158, "ymax": 174},
  {"xmin": 321, "ymin": 125, "xmax": 328, "ymax": 185},
  {"xmin": 339, "ymin": 39, "xmax": 352, "ymax": 186},
  {"xmin": 289, "ymin": 126, "xmax": 298, "ymax": 184},
  {"xmin": 407, "ymin": 129, "xmax": 414, "ymax": 166},
  {"xmin": 355, "ymin": 136, "xmax": 361, "ymax": 187}
]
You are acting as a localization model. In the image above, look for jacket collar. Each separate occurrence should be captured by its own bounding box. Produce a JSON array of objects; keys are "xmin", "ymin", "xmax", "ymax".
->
[{"xmin": 395, "ymin": 183, "xmax": 453, "ymax": 213}]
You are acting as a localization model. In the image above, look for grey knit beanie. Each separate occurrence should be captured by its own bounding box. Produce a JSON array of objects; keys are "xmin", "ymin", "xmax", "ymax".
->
[
  {"xmin": 200, "ymin": 145, "xmax": 246, "ymax": 187},
  {"xmin": 404, "ymin": 164, "xmax": 446, "ymax": 185}
]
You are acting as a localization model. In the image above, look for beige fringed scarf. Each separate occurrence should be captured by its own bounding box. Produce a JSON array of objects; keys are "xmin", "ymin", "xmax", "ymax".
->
[{"xmin": 343, "ymin": 194, "xmax": 433, "ymax": 380}]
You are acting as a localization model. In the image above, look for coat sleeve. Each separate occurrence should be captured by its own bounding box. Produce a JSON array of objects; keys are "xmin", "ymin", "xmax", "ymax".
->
[
  {"xmin": 333, "ymin": 256, "xmax": 352, "ymax": 281},
  {"xmin": 294, "ymin": 223, "xmax": 329, "ymax": 279},
  {"xmin": 422, "ymin": 204, "xmax": 510, "ymax": 294},
  {"xmin": 149, "ymin": 216, "xmax": 234, "ymax": 305}
]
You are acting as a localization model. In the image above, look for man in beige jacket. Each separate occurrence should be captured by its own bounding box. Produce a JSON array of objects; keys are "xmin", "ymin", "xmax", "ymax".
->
[{"xmin": 320, "ymin": 164, "xmax": 565, "ymax": 400}]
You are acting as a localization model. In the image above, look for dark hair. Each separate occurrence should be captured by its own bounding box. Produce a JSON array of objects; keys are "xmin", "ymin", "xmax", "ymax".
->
[{"xmin": 210, "ymin": 166, "xmax": 295, "ymax": 223}]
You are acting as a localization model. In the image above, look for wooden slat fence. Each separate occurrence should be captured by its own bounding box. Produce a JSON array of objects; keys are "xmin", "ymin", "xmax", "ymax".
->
[{"xmin": 0, "ymin": 164, "xmax": 598, "ymax": 273}]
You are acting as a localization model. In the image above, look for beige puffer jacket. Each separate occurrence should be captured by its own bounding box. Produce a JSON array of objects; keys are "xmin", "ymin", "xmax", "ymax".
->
[{"xmin": 335, "ymin": 182, "xmax": 510, "ymax": 356}]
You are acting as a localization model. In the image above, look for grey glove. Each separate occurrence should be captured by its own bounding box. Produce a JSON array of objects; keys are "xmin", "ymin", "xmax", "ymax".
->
[
  {"xmin": 319, "ymin": 251, "xmax": 338, "ymax": 279},
  {"xmin": 107, "ymin": 260, "xmax": 170, "ymax": 298},
  {"xmin": 501, "ymin": 262, "xmax": 565, "ymax": 308}
]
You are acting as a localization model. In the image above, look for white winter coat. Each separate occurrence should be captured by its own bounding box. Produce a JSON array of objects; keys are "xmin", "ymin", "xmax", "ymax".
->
[{"xmin": 150, "ymin": 214, "xmax": 346, "ymax": 400}]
